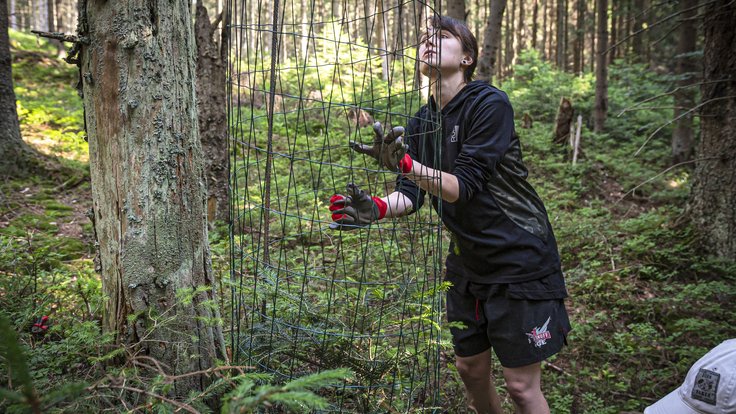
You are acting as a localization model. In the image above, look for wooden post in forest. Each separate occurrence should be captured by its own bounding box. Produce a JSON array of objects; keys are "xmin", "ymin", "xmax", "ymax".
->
[{"xmin": 572, "ymin": 115, "xmax": 582, "ymax": 165}]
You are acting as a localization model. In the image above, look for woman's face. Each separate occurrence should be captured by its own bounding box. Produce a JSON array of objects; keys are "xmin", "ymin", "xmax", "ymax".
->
[{"xmin": 418, "ymin": 27, "xmax": 468, "ymax": 78}]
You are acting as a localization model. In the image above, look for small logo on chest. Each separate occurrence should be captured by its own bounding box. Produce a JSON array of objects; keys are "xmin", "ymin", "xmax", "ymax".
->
[{"xmin": 449, "ymin": 125, "xmax": 459, "ymax": 142}]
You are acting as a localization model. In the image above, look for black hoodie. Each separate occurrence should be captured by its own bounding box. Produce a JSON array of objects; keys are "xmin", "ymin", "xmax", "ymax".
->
[{"xmin": 396, "ymin": 81, "xmax": 562, "ymax": 284}]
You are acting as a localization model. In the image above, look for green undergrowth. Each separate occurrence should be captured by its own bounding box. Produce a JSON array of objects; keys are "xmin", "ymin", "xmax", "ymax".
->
[
  {"xmin": 2, "ymin": 32, "xmax": 735, "ymax": 414},
  {"xmin": 9, "ymin": 29, "xmax": 87, "ymax": 170}
]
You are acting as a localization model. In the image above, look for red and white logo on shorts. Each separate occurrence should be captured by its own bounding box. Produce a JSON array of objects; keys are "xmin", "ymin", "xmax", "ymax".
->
[{"xmin": 526, "ymin": 316, "xmax": 552, "ymax": 348}]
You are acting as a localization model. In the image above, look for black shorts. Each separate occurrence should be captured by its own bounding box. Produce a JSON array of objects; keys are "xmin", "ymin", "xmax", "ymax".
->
[{"xmin": 445, "ymin": 272, "xmax": 572, "ymax": 368}]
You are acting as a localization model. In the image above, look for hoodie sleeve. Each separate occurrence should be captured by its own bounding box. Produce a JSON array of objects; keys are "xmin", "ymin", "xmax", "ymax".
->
[
  {"xmin": 452, "ymin": 93, "xmax": 515, "ymax": 203},
  {"xmin": 395, "ymin": 113, "xmax": 426, "ymax": 213}
]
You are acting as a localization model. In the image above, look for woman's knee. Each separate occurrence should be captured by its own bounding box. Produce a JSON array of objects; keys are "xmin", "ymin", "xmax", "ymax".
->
[
  {"xmin": 502, "ymin": 363, "xmax": 542, "ymax": 405},
  {"xmin": 455, "ymin": 356, "xmax": 490, "ymax": 382},
  {"xmin": 504, "ymin": 377, "xmax": 534, "ymax": 402}
]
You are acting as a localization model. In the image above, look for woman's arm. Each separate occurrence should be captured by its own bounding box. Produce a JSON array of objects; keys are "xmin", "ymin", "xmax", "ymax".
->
[
  {"xmin": 380, "ymin": 191, "xmax": 416, "ymax": 218},
  {"xmin": 405, "ymin": 160, "xmax": 460, "ymax": 203}
]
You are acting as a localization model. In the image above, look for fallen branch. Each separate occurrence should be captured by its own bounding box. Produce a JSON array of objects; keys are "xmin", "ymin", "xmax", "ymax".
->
[
  {"xmin": 92, "ymin": 383, "xmax": 199, "ymax": 414},
  {"xmin": 30, "ymin": 30, "xmax": 79, "ymax": 44},
  {"xmin": 615, "ymin": 157, "xmax": 719, "ymax": 204},
  {"xmin": 543, "ymin": 361, "xmax": 570, "ymax": 377},
  {"xmin": 634, "ymin": 95, "xmax": 736, "ymax": 156}
]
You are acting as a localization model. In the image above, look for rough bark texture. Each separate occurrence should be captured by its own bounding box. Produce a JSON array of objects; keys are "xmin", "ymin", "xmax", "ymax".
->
[
  {"xmin": 532, "ymin": 0, "xmax": 538, "ymax": 49},
  {"xmin": 671, "ymin": 0, "xmax": 697, "ymax": 165},
  {"xmin": 553, "ymin": 97, "xmax": 573, "ymax": 144},
  {"xmin": 555, "ymin": 0, "xmax": 564, "ymax": 68},
  {"xmin": 542, "ymin": 0, "xmax": 548, "ymax": 59},
  {"xmin": 573, "ymin": 0, "xmax": 585, "ymax": 74},
  {"xmin": 445, "ymin": 0, "xmax": 467, "ymax": 21},
  {"xmin": 78, "ymin": 0, "xmax": 226, "ymax": 395},
  {"xmin": 476, "ymin": 0, "xmax": 506, "ymax": 83},
  {"xmin": 504, "ymin": 0, "xmax": 514, "ymax": 76},
  {"xmin": 593, "ymin": 0, "xmax": 608, "ymax": 132},
  {"xmin": 195, "ymin": 4, "xmax": 229, "ymax": 223},
  {"xmin": 609, "ymin": 0, "xmax": 617, "ymax": 63},
  {"xmin": 631, "ymin": 0, "xmax": 645, "ymax": 62},
  {"xmin": 517, "ymin": 0, "xmax": 525, "ymax": 52},
  {"xmin": 0, "ymin": 0, "xmax": 35, "ymax": 178},
  {"xmin": 689, "ymin": 1, "xmax": 736, "ymax": 260}
]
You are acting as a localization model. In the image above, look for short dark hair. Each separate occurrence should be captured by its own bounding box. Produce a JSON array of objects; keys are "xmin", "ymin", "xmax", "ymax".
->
[{"xmin": 429, "ymin": 15, "xmax": 479, "ymax": 82}]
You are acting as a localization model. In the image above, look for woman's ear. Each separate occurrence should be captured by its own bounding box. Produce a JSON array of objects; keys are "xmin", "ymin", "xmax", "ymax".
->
[{"xmin": 461, "ymin": 56, "xmax": 473, "ymax": 66}]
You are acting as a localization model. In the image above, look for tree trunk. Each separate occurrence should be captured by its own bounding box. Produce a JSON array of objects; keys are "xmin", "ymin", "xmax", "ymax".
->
[
  {"xmin": 445, "ymin": 0, "xmax": 467, "ymax": 21},
  {"xmin": 632, "ymin": 0, "xmax": 644, "ymax": 62},
  {"xmin": 593, "ymin": 0, "xmax": 607, "ymax": 132},
  {"xmin": 476, "ymin": 0, "xmax": 506, "ymax": 82},
  {"xmin": 688, "ymin": 1, "xmax": 736, "ymax": 260},
  {"xmin": 532, "ymin": 0, "xmax": 538, "ymax": 50},
  {"xmin": 573, "ymin": 0, "xmax": 585, "ymax": 73},
  {"xmin": 0, "ymin": 0, "xmax": 36, "ymax": 179},
  {"xmin": 548, "ymin": 0, "xmax": 555, "ymax": 61},
  {"xmin": 671, "ymin": 0, "xmax": 697, "ymax": 165},
  {"xmin": 195, "ymin": 4, "xmax": 229, "ymax": 223},
  {"xmin": 542, "ymin": 0, "xmax": 547, "ymax": 59},
  {"xmin": 376, "ymin": 0, "xmax": 389, "ymax": 80},
  {"xmin": 609, "ymin": 0, "xmax": 616, "ymax": 63},
  {"xmin": 46, "ymin": 0, "xmax": 53, "ymax": 31},
  {"xmin": 589, "ymin": 0, "xmax": 595, "ymax": 72},
  {"xmin": 556, "ymin": 0, "xmax": 564, "ymax": 68},
  {"xmin": 78, "ymin": 0, "xmax": 226, "ymax": 396},
  {"xmin": 618, "ymin": 0, "xmax": 627, "ymax": 61},
  {"xmin": 517, "ymin": 0, "xmax": 525, "ymax": 52},
  {"xmin": 503, "ymin": 0, "xmax": 514, "ymax": 76}
]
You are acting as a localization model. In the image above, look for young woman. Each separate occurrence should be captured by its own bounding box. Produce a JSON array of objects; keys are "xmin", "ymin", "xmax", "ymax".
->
[{"xmin": 329, "ymin": 15, "xmax": 571, "ymax": 414}]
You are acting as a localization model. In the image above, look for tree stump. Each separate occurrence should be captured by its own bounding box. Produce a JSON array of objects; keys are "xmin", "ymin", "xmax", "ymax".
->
[{"xmin": 553, "ymin": 97, "xmax": 574, "ymax": 145}]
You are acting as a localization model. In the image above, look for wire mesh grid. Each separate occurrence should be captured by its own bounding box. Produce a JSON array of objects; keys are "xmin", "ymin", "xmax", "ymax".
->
[{"xmin": 227, "ymin": 0, "xmax": 448, "ymax": 411}]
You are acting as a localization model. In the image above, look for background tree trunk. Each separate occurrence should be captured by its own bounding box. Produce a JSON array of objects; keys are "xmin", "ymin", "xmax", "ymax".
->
[
  {"xmin": 688, "ymin": 1, "xmax": 736, "ymax": 260},
  {"xmin": 609, "ymin": 0, "xmax": 617, "ymax": 63},
  {"xmin": 445, "ymin": 0, "xmax": 467, "ymax": 21},
  {"xmin": 196, "ymin": 4, "xmax": 229, "ymax": 223},
  {"xmin": 476, "ymin": 0, "xmax": 506, "ymax": 82},
  {"xmin": 573, "ymin": 0, "xmax": 585, "ymax": 73},
  {"xmin": 78, "ymin": 0, "xmax": 226, "ymax": 396},
  {"xmin": 556, "ymin": 0, "xmax": 564, "ymax": 68},
  {"xmin": 542, "ymin": 0, "xmax": 548, "ymax": 59},
  {"xmin": 532, "ymin": 0, "xmax": 538, "ymax": 50},
  {"xmin": 517, "ymin": 0, "xmax": 525, "ymax": 52},
  {"xmin": 632, "ymin": 0, "xmax": 645, "ymax": 62},
  {"xmin": 593, "ymin": 0, "xmax": 607, "ymax": 132},
  {"xmin": 590, "ymin": 0, "xmax": 596, "ymax": 72},
  {"xmin": 0, "ymin": 0, "xmax": 36, "ymax": 178},
  {"xmin": 375, "ymin": 0, "xmax": 389, "ymax": 80},
  {"xmin": 671, "ymin": 0, "xmax": 697, "ymax": 165},
  {"xmin": 503, "ymin": 0, "xmax": 514, "ymax": 76}
]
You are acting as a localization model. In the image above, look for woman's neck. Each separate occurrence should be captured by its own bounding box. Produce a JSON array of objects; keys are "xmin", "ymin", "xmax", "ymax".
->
[{"xmin": 431, "ymin": 71, "xmax": 467, "ymax": 110}]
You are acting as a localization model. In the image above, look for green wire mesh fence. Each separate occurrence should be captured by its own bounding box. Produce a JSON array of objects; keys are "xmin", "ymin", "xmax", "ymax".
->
[{"xmin": 228, "ymin": 0, "xmax": 447, "ymax": 411}]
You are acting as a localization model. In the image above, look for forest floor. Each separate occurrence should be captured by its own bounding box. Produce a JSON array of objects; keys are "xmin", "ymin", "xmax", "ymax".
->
[{"xmin": 2, "ymin": 30, "xmax": 736, "ymax": 414}]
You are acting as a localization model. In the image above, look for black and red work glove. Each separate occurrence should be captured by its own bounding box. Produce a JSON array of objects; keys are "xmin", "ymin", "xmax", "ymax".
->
[
  {"xmin": 350, "ymin": 121, "xmax": 413, "ymax": 173},
  {"xmin": 31, "ymin": 315, "xmax": 50, "ymax": 335},
  {"xmin": 329, "ymin": 183, "xmax": 387, "ymax": 230}
]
